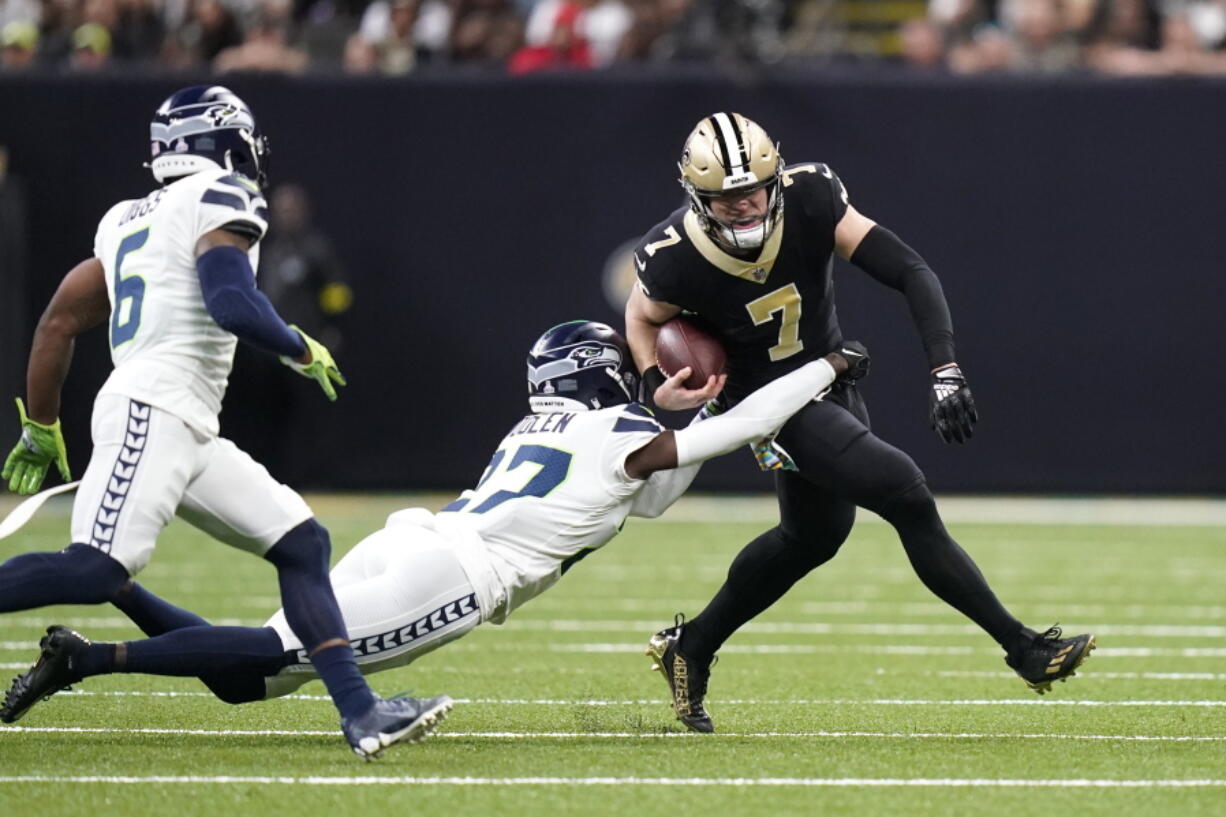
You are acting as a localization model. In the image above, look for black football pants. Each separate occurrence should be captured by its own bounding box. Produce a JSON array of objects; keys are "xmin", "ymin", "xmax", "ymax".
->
[{"xmin": 680, "ymin": 383, "xmax": 1024, "ymax": 663}]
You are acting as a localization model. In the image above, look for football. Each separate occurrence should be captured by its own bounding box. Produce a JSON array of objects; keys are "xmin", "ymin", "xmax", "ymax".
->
[{"xmin": 655, "ymin": 316, "xmax": 727, "ymax": 390}]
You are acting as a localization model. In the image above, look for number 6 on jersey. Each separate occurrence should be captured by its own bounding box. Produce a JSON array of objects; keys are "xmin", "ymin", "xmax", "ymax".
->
[{"xmin": 110, "ymin": 227, "xmax": 150, "ymax": 348}]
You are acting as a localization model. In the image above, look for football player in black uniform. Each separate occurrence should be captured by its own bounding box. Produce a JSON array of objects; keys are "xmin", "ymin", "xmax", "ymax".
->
[{"xmin": 626, "ymin": 112, "xmax": 1095, "ymax": 732}]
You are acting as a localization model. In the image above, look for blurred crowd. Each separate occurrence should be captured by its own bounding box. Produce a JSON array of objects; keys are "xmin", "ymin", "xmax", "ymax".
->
[{"xmin": 2, "ymin": 0, "xmax": 1226, "ymax": 76}]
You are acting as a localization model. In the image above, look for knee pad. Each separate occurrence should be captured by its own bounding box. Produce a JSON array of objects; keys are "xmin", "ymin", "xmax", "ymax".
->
[{"xmin": 264, "ymin": 519, "xmax": 331, "ymax": 572}]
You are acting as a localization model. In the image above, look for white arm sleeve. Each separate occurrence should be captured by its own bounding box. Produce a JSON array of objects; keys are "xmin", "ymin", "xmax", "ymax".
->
[
  {"xmin": 672, "ymin": 358, "xmax": 838, "ymax": 467},
  {"xmin": 629, "ymin": 462, "xmax": 701, "ymax": 518}
]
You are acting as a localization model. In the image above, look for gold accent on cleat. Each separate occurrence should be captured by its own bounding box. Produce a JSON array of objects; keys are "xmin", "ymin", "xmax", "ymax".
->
[
  {"xmin": 647, "ymin": 632, "xmax": 691, "ymax": 718},
  {"xmin": 1019, "ymin": 634, "xmax": 1097, "ymax": 694}
]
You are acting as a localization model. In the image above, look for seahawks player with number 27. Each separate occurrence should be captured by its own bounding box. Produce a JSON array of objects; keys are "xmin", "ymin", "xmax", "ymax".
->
[
  {"xmin": 2, "ymin": 321, "xmax": 861, "ymax": 722},
  {"xmin": 0, "ymin": 86, "xmax": 448, "ymax": 758},
  {"xmin": 627, "ymin": 113, "xmax": 1096, "ymax": 732}
]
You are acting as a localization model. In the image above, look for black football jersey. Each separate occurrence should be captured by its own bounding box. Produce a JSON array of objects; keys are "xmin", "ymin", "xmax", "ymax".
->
[{"xmin": 634, "ymin": 163, "xmax": 850, "ymax": 403}]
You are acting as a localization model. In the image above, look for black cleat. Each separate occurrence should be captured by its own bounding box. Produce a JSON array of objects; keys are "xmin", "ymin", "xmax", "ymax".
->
[
  {"xmin": 1, "ymin": 625, "xmax": 89, "ymax": 723},
  {"xmin": 645, "ymin": 615, "xmax": 714, "ymax": 733},
  {"xmin": 1005, "ymin": 626, "xmax": 1096, "ymax": 695},
  {"xmin": 341, "ymin": 694, "xmax": 454, "ymax": 760}
]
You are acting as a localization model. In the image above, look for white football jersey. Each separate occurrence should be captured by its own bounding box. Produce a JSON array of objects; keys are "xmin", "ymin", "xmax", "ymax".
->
[
  {"xmin": 92, "ymin": 169, "xmax": 268, "ymax": 436},
  {"xmin": 435, "ymin": 403, "xmax": 675, "ymax": 623}
]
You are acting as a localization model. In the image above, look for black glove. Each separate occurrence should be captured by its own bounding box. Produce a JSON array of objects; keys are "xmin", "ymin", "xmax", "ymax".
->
[
  {"xmin": 929, "ymin": 365, "xmax": 977, "ymax": 444},
  {"xmin": 834, "ymin": 340, "xmax": 870, "ymax": 384}
]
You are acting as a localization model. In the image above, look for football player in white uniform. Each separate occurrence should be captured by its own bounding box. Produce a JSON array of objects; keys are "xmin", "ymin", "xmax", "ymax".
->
[
  {"xmin": 0, "ymin": 86, "xmax": 449, "ymax": 758},
  {"xmin": 1, "ymin": 321, "xmax": 863, "ymax": 719}
]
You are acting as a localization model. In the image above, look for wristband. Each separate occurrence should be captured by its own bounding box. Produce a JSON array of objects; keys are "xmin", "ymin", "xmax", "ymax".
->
[{"xmin": 640, "ymin": 365, "xmax": 667, "ymax": 406}]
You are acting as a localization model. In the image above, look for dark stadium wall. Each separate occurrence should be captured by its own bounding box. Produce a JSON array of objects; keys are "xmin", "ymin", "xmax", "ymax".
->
[{"xmin": 1, "ymin": 73, "xmax": 1222, "ymax": 494}]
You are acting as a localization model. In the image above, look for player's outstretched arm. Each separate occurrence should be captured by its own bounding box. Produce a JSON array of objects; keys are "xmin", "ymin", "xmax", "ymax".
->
[
  {"xmin": 3, "ymin": 258, "xmax": 109, "ymax": 494},
  {"xmin": 195, "ymin": 229, "xmax": 346, "ymax": 401},
  {"xmin": 624, "ymin": 351, "xmax": 853, "ymax": 481},
  {"xmin": 835, "ymin": 205, "xmax": 976, "ymax": 443}
]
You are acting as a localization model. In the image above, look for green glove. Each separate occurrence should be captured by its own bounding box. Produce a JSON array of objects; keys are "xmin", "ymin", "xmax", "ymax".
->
[
  {"xmin": 3, "ymin": 398, "xmax": 71, "ymax": 495},
  {"xmin": 279, "ymin": 325, "xmax": 347, "ymax": 402}
]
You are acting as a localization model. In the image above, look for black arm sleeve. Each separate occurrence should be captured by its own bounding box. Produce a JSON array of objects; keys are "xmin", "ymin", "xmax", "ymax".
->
[{"xmin": 850, "ymin": 225, "xmax": 956, "ymax": 369}]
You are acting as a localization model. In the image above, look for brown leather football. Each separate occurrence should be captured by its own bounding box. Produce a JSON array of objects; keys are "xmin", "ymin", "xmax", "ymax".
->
[{"xmin": 655, "ymin": 317, "xmax": 727, "ymax": 390}]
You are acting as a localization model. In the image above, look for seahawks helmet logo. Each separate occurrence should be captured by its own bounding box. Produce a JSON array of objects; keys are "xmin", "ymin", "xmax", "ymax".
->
[
  {"xmin": 570, "ymin": 345, "xmax": 619, "ymax": 366},
  {"xmin": 527, "ymin": 342, "xmax": 623, "ymax": 387},
  {"xmin": 204, "ymin": 105, "xmax": 240, "ymax": 127}
]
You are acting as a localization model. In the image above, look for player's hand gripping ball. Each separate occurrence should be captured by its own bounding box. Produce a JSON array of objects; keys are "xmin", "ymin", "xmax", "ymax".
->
[{"xmin": 655, "ymin": 317, "xmax": 727, "ymax": 390}]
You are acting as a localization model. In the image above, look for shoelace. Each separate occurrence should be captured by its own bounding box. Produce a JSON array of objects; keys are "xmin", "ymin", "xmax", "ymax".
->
[{"xmin": 1036, "ymin": 625, "xmax": 1064, "ymax": 643}]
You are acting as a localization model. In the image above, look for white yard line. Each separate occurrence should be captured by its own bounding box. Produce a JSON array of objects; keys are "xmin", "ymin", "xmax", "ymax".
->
[
  {"xmin": 45, "ymin": 690, "xmax": 1226, "ymax": 707},
  {"xmin": 4, "ymin": 619, "xmax": 1226, "ymax": 639},
  {"xmin": 504, "ymin": 620, "xmax": 1226, "ymax": 638},
  {"xmin": 2, "ymin": 726, "xmax": 1223, "ymax": 742},
  {"xmin": 3, "ymin": 664, "xmax": 1222, "ymax": 679},
  {"xmin": 934, "ymin": 670, "xmax": 1226, "ymax": 681},
  {"xmin": 4, "ymin": 641, "xmax": 1223, "ymax": 657},
  {"xmin": 538, "ymin": 642, "xmax": 1226, "ymax": 657},
  {"xmin": 0, "ymin": 775, "xmax": 1222, "ymax": 788}
]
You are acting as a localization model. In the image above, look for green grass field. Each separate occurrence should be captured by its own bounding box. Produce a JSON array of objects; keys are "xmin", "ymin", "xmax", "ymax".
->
[{"xmin": 1, "ymin": 494, "xmax": 1224, "ymax": 816}]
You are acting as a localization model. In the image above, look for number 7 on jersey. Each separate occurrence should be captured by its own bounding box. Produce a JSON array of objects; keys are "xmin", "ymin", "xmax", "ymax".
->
[{"xmin": 746, "ymin": 283, "xmax": 803, "ymax": 362}]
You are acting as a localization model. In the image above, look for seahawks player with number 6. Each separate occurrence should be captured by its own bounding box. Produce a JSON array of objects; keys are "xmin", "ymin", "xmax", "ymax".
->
[
  {"xmin": 2, "ymin": 321, "xmax": 862, "ymax": 720},
  {"xmin": 626, "ymin": 113, "xmax": 1095, "ymax": 732},
  {"xmin": 0, "ymin": 86, "xmax": 447, "ymax": 758}
]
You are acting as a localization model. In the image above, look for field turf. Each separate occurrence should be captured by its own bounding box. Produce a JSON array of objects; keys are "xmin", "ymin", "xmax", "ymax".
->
[{"xmin": 0, "ymin": 494, "xmax": 1224, "ymax": 816}]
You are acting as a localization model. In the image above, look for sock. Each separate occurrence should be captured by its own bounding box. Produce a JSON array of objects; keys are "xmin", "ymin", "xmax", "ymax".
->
[
  {"xmin": 1009, "ymin": 627, "xmax": 1038, "ymax": 656},
  {"xmin": 309, "ymin": 644, "xmax": 375, "ymax": 720},
  {"xmin": 0, "ymin": 544, "xmax": 129, "ymax": 612},
  {"xmin": 264, "ymin": 519, "xmax": 375, "ymax": 719},
  {"xmin": 111, "ymin": 581, "xmax": 210, "ymax": 637},
  {"xmin": 95, "ymin": 625, "xmax": 288, "ymax": 679},
  {"xmin": 75, "ymin": 642, "xmax": 116, "ymax": 678},
  {"xmin": 75, "ymin": 629, "xmax": 281, "ymax": 706}
]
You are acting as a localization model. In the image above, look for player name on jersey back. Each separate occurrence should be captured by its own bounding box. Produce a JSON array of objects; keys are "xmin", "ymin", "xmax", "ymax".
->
[{"xmin": 506, "ymin": 412, "xmax": 576, "ymax": 437}]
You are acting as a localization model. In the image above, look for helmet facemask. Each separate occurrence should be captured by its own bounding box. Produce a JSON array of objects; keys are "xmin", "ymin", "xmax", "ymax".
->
[
  {"xmin": 682, "ymin": 161, "xmax": 785, "ymax": 254},
  {"xmin": 677, "ymin": 112, "xmax": 786, "ymax": 255}
]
